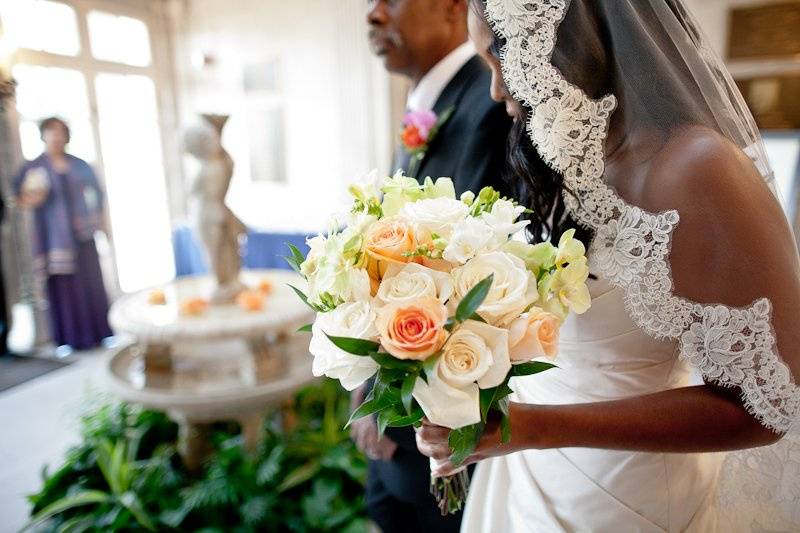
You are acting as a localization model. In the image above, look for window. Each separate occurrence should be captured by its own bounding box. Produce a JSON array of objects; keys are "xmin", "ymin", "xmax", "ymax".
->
[
  {"xmin": 95, "ymin": 73, "xmax": 174, "ymax": 292},
  {"xmin": 87, "ymin": 10, "xmax": 151, "ymax": 67},
  {"xmin": 12, "ymin": 64, "xmax": 96, "ymax": 161},
  {"xmin": 763, "ymin": 135, "xmax": 800, "ymax": 220},
  {"xmin": 0, "ymin": 0, "xmax": 80, "ymax": 56}
]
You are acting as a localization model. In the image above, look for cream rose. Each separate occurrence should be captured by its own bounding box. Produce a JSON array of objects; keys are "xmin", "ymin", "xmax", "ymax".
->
[
  {"xmin": 412, "ymin": 320, "xmax": 511, "ymax": 429},
  {"xmin": 376, "ymin": 297, "xmax": 448, "ymax": 361},
  {"xmin": 376, "ymin": 263, "xmax": 454, "ymax": 306},
  {"xmin": 364, "ymin": 216, "xmax": 422, "ymax": 292},
  {"xmin": 451, "ymin": 251, "xmax": 538, "ymax": 326},
  {"xmin": 400, "ymin": 197, "xmax": 468, "ymax": 239},
  {"xmin": 309, "ymin": 301, "xmax": 380, "ymax": 391},
  {"xmin": 508, "ymin": 308, "xmax": 561, "ymax": 362}
]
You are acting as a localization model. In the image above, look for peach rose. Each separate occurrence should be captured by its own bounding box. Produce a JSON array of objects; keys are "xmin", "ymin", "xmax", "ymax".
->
[
  {"xmin": 364, "ymin": 216, "xmax": 423, "ymax": 290},
  {"xmin": 376, "ymin": 297, "xmax": 448, "ymax": 361},
  {"xmin": 507, "ymin": 307, "xmax": 561, "ymax": 361}
]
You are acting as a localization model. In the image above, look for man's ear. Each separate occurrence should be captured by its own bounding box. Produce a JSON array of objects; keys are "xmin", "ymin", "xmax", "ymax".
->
[{"xmin": 444, "ymin": 0, "xmax": 468, "ymax": 21}]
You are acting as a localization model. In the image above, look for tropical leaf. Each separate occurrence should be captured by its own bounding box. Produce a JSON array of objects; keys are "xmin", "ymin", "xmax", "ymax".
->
[
  {"xmin": 24, "ymin": 490, "xmax": 113, "ymax": 531},
  {"xmin": 277, "ymin": 459, "xmax": 322, "ymax": 492},
  {"xmin": 455, "ymin": 275, "xmax": 494, "ymax": 323}
]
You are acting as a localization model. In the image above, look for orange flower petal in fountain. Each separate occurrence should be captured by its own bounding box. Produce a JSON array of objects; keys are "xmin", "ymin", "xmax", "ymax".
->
[
  {"xmin": 180, "ymin": 297, "xmax": 209, "ymax": 316},
  {"xmin": 376, "ymin": 296, "xmax": 448, "ymax": 361},
  {"xmin": 236, "ymin": 290, "xmax": 265, "ymax": 312}
]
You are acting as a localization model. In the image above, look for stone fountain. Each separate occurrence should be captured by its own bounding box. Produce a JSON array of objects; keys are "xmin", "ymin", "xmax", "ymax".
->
[{"xmin": 104, "ymin": 115, "xmax": 315, "ymax": 470}]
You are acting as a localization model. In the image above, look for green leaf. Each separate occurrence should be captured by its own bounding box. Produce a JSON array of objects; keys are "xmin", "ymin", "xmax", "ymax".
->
[
  {"xmin": 512, "ymin": 361, "xmax": 558, "ymax": 377},
  {"xmin": 288, "ymin": 284, "xmax": 319, "ymax": 312},
  {"xmin": 479, "ymin": 381, "xmax": 513, "ymax": 423},
  {"xmin": 345, "ymin": 391, "xmax": 396, "ymax": 428},
  {"xmin": 297, "ymin": 323, "xmax": 313, "ymax": 333},
  {"xmin": 455, "ymin": 274, "xmax": 494, "ymax": 323},
  {"xmin": 324, "ymin": 334, "xmax": 381, "ymax": 356},
  {"xmin": 277, "ymin": 459, "xmax": 322, "ymax": 492},
  {"xmin": 24, "ymin": 490, "xmax": 113, "ymax": 531},
  {"xmin": 288, "ymin": 243, "xmax": 307, "ymax": 266},
  {"xmin": 401, "ymin": 373, "xmax": 417, "ymax": 415},
  {"xmin": 385, "ymin": 405, "xmax": 424, "ymax": 427},
  {"xmin": 498, "ymin": 399, "xmax": 512, "ymax": 444},
  {"xmin": 422, "ymin": 353, "xmax": 440, "ymax": 383},
  {"xmin": 369, "ymin": 351, "xmax": 422, "ymax": 371},
  {"xmin": 119, "ymin": 492, "xmax": 157, "ymax": 531},
  {"xmin": 448, "ymin": 423, "xmax": 484, "ymax": 467},
  {"xmin": 469, "ymin": 312, "xmax": 487, "ymax": 323}
]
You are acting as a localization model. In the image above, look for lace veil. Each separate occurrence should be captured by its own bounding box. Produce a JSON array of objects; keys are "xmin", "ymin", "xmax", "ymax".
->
[{"xmin": 483, "ymin": 0, "xmax": 800, "ymax": 530}]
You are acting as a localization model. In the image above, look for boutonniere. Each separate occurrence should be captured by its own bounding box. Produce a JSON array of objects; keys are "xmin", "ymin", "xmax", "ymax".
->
[{"xmin": 400, "ymin": 106, "xmax": 455, "ymax": 178}]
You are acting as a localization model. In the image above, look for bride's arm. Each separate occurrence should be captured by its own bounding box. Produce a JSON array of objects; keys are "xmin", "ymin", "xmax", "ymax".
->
[
  {"xmin": 417, "ymin": 384, "xmax": 778, "ymax": 476},
  {"xmin": 419, "ymin": 130, "xmax": 800, "ymax": 474}
]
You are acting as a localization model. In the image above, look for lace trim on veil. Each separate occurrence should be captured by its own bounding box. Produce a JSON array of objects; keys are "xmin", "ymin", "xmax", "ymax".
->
[{"xmin": 484, "ymin": 0, "xmax": 800, "ymax": 434}]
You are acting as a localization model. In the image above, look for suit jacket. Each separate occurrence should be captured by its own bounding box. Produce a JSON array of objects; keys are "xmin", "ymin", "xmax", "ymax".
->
[
  {"xmin": 393, "ymin": 55, "xmax": 513, "ymax": 199},
  {"xmin": 372, "ymin": 55, "xmax": 513, "ymax": 504}
]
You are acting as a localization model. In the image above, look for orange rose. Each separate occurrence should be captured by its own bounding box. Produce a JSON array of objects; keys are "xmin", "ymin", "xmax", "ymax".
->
[
  {"xmin": 364, "ymin": 216, "xmax": 423, "ymax": 291},
  {"xmin": 507, "ymin": 308, "xmax": 561, "ymax": 362},
  {"xmin": 236, "ymin": 290, "xmax": 265, "ymax": 312},
  {"xmin": 376, "ymin": 297, "xmax": 448, "ymax": 361}
]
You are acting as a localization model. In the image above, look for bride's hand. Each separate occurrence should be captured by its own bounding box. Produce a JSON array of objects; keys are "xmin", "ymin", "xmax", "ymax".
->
[{"xmin": 416, "ymin": 406, "xmax": 533, "ymax": 476}]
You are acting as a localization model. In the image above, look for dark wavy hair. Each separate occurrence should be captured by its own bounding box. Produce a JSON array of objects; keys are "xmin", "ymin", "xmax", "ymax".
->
[{"xmin": 470, "ymin": 0, "xmax": 598, "ymax": 247}]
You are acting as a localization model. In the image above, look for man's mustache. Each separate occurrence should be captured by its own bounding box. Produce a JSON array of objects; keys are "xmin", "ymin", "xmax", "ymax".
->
[{"xmin": 368, "ymin": 28, "xmax": 404, "ymax": 49}]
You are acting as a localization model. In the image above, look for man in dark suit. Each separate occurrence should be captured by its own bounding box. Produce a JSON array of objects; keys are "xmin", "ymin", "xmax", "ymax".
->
[{"xmin": 354, "ymin": 1, "xmax": 512, "ymax": 531}]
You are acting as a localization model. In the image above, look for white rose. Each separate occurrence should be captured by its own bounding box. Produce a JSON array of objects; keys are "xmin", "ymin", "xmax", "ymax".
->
[
  {"xmin": 480, "ymin": 199, "xmax": 530, "ymax": 244},
  {"xmin": 309, "ymin": 301, "xmax": 379, "ymax": 390},
  {"xmin": 442, "ymin": 216, "xmax": 495, "ymax": 264},
  {"xmin": 412, "ymin": 320, "xmax": 511, "ymax": 429},
  {"xmin": 451, "ymin": 251, "xmax": 538, "ymax": 326},
  {"xmin": 376, "ymin": 263, "xmax": 453, "ymax": 306},
  {"xmin": 400, "ymin": 197, "xmax": 468, "ymax": 239}
]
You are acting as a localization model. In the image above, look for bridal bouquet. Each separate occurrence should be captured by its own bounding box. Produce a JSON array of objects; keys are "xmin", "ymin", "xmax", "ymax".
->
[{"xmin": 287, "ymin": 171, "xmax": 591, "ymax": 514}]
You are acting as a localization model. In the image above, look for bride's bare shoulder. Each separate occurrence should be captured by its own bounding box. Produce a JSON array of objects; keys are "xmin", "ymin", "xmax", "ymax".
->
[{"xmin": 641, "ymin": 125, "xmax": 776, "ymax": 217}]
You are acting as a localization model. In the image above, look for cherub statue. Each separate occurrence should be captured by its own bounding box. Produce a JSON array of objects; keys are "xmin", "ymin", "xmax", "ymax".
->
[{"xmin": 183, "ymin": 114, "xmax": 246, "ymax": 303}]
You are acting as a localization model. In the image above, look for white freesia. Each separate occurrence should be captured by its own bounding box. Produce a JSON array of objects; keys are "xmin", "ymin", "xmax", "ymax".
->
[
  {"xmin": 442, "ymin": 216, "xmax": 494, "ymax": 264},
  {"xmin": 376, "ymin": 263, "xmax": 453, "ymax": 306},
  {"xmin": 481, "ymin": 199, "xmax": 530, "ymax": 243},
  {"xmin": 451, "ymin": 251, "xmax": 538, "ymax": 326},
  {"xmin": 309, "ymin": 302, "xmax": 379, "ymax": 390},
  {"xmin": 412, "ymin": 320, "xmax": 511, "ymax": 429},
  {"xmin": 308, "ymin": 259, "xmax": 371, "ymax": 307},
  {"xmin": 400, "ymin": 197, "xmax": 468, "ymax": 239}
]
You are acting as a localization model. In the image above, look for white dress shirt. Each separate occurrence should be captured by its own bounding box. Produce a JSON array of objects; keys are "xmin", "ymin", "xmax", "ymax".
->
[{"xmin": 406, "ymin": 41, "xmax": 476, "ymax": 112}]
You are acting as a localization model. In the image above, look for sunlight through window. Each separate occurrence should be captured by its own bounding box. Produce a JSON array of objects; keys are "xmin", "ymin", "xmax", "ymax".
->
[
  {"xmin": 87, "ymin": 10, "xmax": 152, "ymax": 67},
  {"xmin": 0, "ymin": 0, "xmax": 80, "ymax": 56}
]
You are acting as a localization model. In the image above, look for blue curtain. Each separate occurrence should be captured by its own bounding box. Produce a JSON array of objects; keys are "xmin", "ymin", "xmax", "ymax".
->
[{"xmin": 172, "ymin": 224, "xmax": 312, "ymax": 277}]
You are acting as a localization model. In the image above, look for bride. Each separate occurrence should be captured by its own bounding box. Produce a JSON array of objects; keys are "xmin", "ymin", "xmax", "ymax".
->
[{"xmin": 415, "ymin": 1, "xmax": 800, "ymax": 531}]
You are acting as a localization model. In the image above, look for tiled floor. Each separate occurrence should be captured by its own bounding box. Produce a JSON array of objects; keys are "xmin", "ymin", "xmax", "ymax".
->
[{"xmin": 0, "ymin": 351, "xmax": 107, "ymax": 533}]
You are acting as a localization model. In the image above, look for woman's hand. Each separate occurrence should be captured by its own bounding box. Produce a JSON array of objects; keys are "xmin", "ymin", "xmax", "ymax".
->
[
  {"xmin": 415, "ymin": 403, "xmax": 541, "ymax": 476},
  {"xmin": 19, "ymin": 190, "xmax": 48, "ymax": 209}
]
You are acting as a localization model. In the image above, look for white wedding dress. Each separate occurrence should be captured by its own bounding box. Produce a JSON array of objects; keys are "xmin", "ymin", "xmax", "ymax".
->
[
  {"xmin": 464, "ymin": 275, "xmax": 722, "ymax": 532},
  {"xmin": 461, "ymin": 1, "xmax": 800, "ymax": 531}
]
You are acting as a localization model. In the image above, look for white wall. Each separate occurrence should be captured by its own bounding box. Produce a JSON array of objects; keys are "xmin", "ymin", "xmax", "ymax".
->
[{"xmin": 172, "ymin": 0, "xmax": 393, "ymax": 233}]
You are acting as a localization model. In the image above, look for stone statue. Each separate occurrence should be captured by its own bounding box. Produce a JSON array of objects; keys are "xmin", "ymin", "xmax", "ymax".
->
[{"xmin": 183, "ymin": 114, "xmax": 246, "ymax": 303}]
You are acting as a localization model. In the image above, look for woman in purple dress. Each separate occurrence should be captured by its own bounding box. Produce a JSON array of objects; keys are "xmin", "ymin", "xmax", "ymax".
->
[{"xmin": 14, "ymin": 117, "xmax": 112, "ymax": 351}]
